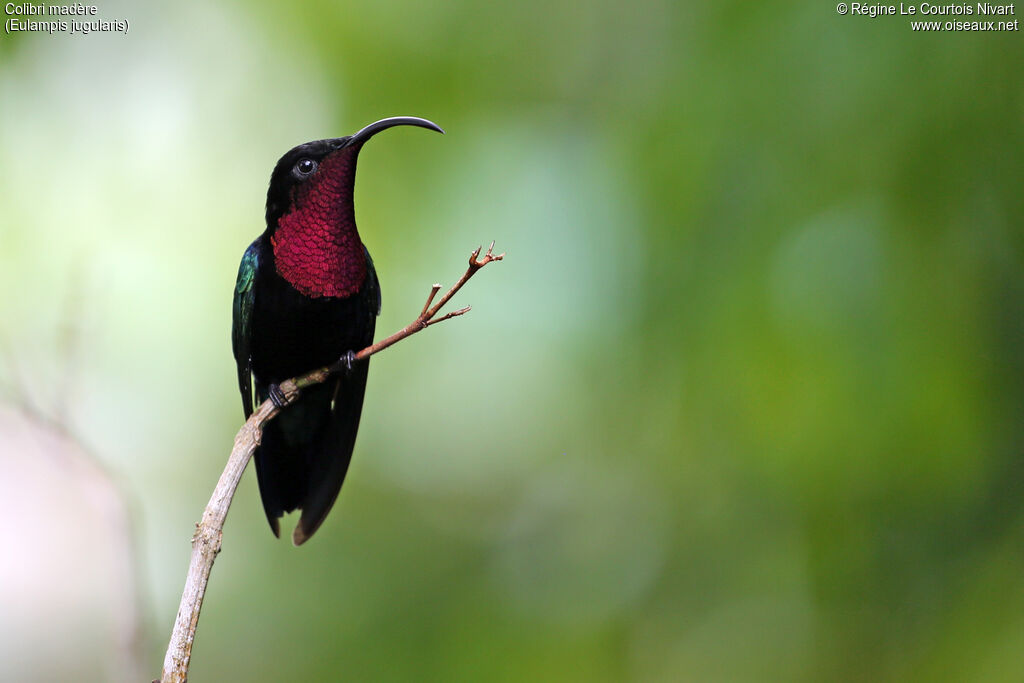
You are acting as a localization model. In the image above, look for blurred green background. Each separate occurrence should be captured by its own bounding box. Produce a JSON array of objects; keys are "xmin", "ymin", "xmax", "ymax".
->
[{"xmin": 1, "ymin": 0, "xmax": 1022, "ymax": 681}]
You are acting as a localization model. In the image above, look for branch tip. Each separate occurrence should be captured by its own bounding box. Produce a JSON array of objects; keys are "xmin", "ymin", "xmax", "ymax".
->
[
  {"xmin": 425, "ymin": 305, "xmax": 472, "ymax": 327},
  {"xmin": 421, "ymin": 284, "xmax": 442, "ymax": 318},
  {"xmin": 470, "ymin": 241, "xmax": 504, "ymax": 269}
]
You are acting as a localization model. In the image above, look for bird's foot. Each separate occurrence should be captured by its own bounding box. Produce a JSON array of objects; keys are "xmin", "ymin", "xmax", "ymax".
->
[
  {"xmin": 268, "ymin": 383, "xmax": 288, "ymax": 409},
  {"xmin": 341, "ymin": 350, "xmax": 357, "ymax": 374}
]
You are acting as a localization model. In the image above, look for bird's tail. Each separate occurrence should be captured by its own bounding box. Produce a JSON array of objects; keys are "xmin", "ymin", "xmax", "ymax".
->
[
  {"xmin": 253, "ymin": 414, "xmax": 313, "ymax": 538},
  {"xmin": 293, "ymin": 362, "xmax": 369, "ymax": 545},
  {"xmin": 253, "ymin": 372, "xmax": 368, "ymax": 544}
]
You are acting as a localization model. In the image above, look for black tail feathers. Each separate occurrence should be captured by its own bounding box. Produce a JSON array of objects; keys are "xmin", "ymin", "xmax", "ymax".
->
[{"xmin": 253, "ymin": 368, "xmax": 369, "ymax": 544}]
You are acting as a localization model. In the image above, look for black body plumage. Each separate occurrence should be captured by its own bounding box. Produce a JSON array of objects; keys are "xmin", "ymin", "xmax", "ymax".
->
[{"xmin": 231, "ymin": 116, "xmax": 443, "ymax": 544}]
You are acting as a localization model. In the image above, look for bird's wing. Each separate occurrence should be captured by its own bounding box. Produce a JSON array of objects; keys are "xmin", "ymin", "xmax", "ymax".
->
[{"xmin": 232, "ymin": 239, "xmax": 260, "ymax": 418}]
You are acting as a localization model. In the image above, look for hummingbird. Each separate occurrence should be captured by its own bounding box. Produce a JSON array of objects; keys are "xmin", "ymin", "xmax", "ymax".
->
[{"xmin": 232, "ymin": 116, "xmax": 444, "ymax": 545}]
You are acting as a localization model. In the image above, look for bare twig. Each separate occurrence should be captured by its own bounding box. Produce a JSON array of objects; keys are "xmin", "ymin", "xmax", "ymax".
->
[
  {"xmin": 160, "ymin": 243, "xmax": 503, "ymax": 683},
  {"xmin": 420, "ymin": 283, "xmax": 442, "ymax": 318},
  {"xmin": 425, "ymin": 306, "xmax": 472, "ymax": 327}
]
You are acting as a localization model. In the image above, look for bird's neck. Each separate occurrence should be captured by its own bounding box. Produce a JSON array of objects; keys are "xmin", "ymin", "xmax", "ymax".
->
[{"xmin": 271, "ymin": 149, "xmax": 367, "ymax": 298}]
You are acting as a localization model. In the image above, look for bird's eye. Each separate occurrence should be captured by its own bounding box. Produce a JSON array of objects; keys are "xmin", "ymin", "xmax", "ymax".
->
[{"xmin": 294, "ymin": 158, "xmax": 317, "ymax": 176}]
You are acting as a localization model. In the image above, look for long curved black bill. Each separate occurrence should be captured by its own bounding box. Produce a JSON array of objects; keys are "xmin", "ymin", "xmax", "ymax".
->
[{"xmin": 347, "ymin": 116, "xmax": 444, "ymax": 147}]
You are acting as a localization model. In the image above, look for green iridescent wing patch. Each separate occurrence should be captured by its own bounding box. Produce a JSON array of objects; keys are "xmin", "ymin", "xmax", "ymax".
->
[{"xmin": 232, "ymin": 240, "xmax": 259, "ymax": 417}]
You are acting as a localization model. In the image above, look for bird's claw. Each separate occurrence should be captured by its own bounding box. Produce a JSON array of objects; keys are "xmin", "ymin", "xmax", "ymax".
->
[
  {"xmin": 268, "ymin": 383, "xmax": 288, "ymax": 408},
  {"xmin": 341, "ymin": 350, "xmax": 357, "ymax": 374}
]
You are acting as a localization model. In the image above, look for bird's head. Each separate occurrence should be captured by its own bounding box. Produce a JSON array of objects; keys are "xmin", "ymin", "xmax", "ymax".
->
[{"xmin": 265, "ymin": 116, "xmax": 444, "ymax": 228}]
